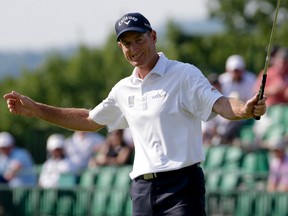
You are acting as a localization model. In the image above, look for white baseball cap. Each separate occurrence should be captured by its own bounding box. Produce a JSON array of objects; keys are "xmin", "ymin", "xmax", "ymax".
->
[
  {"xmin": 0, "ymin": 132, "xmax": 14, "ymax": 148},
  {"xmin": 47, "ymin": 134, "xmax": 65, "ymax": 151},
  {"xmin": 226, "ymin": 55, "xmax": 246, "ymax": 71}
]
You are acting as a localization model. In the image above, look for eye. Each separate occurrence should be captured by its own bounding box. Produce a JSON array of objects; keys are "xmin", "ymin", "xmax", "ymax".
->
[
  {"xmin": 121, "ymin": 42, "xmax": 131, "ymax": 48},
  {"xmin": 136, "ymin": 37, "xmax": 145, "ymax": 44}
]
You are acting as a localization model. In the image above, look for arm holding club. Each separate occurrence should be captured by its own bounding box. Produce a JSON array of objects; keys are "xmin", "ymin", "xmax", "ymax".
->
[{"xmin": 213, "ymin": 94, "xmax": 267, "ymax": 121}]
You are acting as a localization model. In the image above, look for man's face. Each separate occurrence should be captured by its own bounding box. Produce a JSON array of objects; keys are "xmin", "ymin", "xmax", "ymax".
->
[
  {"xmin": 50, "ymin": 148, "xmax": 64, "ymax": 159},
  {"xmin": 230, "ymin": 69, "xmax": 244, "ymax": 82},
  {"xmin": 117, "ymin": 31, "xmax": 157, "ymax": 68}
]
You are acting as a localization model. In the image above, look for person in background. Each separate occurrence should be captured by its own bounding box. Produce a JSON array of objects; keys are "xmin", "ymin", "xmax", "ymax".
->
[
  {"xmin": 0, "ymin": 132, "xmax": 36, "ymax": 187},
  {"xmin": 254, "ymin": 47, "xmax": 288, "ymax": 107},
  {"xmin": 123, "ymin": 128, "xmax": 134, "ymax": 148},
  {"xmin": 202, "ymin": 73, "xmax": 224, "ymax": 145},
  {"xmin": 268, "ymin": 45, "xmax": 280, "ymax": 67},
  {"xmin": 64, "ymin": 131, "xmax": 105, "ymax": 172},
  {"xmin": 38, "ymin": 134, "xmax": 75, "ymax": 188},
  {"xmin": 267, "ymin": 140, "xmax": 288, "ymax": 192},
  {"xmin": 89, "ymin": 129, "xmax": 132, "ymax": 167},
  {"xmin": 217, "ymin": 55, "xmax": 256, "ymax": 144},
  {"xmin": 202, "ymin": 73, "xmax": 245, "ymax": 145},
  {"xmin": 253, "ymin": 48, "xmax": 288, "ymax": 143},
  {"xmin": 219, "ymin": 54, "xmax": 257, "ymax": 102}
]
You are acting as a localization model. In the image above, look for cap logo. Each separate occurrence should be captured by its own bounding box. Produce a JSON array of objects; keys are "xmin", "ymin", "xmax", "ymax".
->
[
  {"xmin": 115, "ymin": 13, "xmax": 152, "ymax": 41},
  {"xmin": 124, "ymin": 20, "xmax": 131, "ymax": 25},
  {"xmin": 118, "ymin": 16, "xmax": 138, "ymax": 27}
]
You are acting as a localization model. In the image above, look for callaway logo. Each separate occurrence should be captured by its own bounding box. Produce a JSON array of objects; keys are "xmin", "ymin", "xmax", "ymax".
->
[
  {"xmin": 118, "ymin": 16, "xmax": 138, "ymax": 26},
  {"xmin": 152, "ymin": 92, "xmax": 167, "ymax": 99},
  {"xmin": 124, "ymin": 20, "xmax": 131, "ymax": 25}
]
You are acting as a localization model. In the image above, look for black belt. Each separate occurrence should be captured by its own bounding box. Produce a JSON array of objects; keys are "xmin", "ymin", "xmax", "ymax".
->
[{"xmin": 136, "ymin": 163, "xmax": 201, "ymax": 181}]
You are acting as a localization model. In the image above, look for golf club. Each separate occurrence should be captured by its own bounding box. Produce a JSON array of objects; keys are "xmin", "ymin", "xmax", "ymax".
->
[{"xmin": 255, "ymin": 0, "xmax": 281, "ymax": 120}]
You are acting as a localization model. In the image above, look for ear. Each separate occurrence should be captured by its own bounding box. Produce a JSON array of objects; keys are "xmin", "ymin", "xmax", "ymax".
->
[
  {"xmin": 117, "ymin": 41, "xmax": 122, "ymax": 49},
  {"xmin": 151, "ymin": 30, "xmax": 157, "ymax": 44}
]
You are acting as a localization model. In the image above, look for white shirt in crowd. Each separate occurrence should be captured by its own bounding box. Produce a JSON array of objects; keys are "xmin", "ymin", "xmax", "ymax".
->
[
  {"xmin": 64, "ymin": 131, "xmax": 105, "ymax": 171},
  {"xmin": 38, "ymin": 157, "xmax": 74, "ymax": 188}
]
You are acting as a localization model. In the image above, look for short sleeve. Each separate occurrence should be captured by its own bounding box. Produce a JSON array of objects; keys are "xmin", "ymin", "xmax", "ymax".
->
[
  {"xmin": 181, "ymin": 66, "xmax": 223, "ymax": 121},
  {"xmin": 89, "ymin": 87, "xmax": 129, "ymax": 131}
]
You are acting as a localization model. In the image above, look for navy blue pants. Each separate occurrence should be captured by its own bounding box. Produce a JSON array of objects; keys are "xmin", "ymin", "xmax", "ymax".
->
[{"xmin": 130, "ymin": 164, "xmax": 206, "ymax": 216}]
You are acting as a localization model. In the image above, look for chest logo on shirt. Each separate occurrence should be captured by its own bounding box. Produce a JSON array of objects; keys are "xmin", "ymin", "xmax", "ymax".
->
[
  {"xmin": 128, "ymin": 96, "xmax": 135, "ymax": 107},
  {"xmin": 152, "ymin": 92, "xmax": 167, "ymax": 99}
]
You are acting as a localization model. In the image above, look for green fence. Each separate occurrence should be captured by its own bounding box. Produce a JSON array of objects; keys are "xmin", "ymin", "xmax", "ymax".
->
[
  {"xmin": 0, "ymin": 186, "xmax": 131, "ymax": 216},
  {"xmin": 1, "ymin": 185, "xmax": 288, "ymax": 216},
  {"xmin": 0, "ymin": 146, "xmax": 282, "ymax": 216},
  {"xmin": 0, "ymin": 165, "xmax": 132, "ymax": 216},
  {"xmin": 206, "ymin": 191, "xmax": 288, "ymax": 216}
]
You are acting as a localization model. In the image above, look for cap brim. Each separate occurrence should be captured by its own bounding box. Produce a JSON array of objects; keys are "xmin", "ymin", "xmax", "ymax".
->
[{"xmin": 116, "ymin": 27, "xmax": 149, "ymax": 41}]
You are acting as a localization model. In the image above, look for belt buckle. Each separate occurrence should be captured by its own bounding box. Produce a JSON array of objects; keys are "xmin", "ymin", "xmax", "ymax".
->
[{"xmin": 143, "ymin": 173, "xmax": 157, "ymax": 180}]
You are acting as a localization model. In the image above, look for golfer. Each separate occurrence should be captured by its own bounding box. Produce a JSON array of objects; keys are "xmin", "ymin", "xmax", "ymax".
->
[{"xmin": 4, "ymin": 12, "xmax": 266, "ymax": 215}]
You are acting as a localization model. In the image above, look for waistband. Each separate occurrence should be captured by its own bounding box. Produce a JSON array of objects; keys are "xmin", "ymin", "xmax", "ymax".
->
[{"xmin": 135, "ymin": 163, "xmax": 201, "ymax": 181}]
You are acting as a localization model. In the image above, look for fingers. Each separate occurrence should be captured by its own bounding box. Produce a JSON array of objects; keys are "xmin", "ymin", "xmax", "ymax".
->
[
  {"xmin": 3, "ymin": 91, "xmax": 22, "ymax": 114},
  {"xmin": 6, "ymin": 98, "xmax": 17, "ymax": 114},
  {"xmin": 258, "ymin": 96, "xmax": 267, "ymax": 104},
  {"xmin": 4, "ymin": 91, "xmax": 22, "ymax": 99},
  {"xmin": 253, "ymin": 96, "xmax": 267, "ymax": 117},
  {"xmin": 11, "ymin": 91, "xmax": 23, "ymax": 99},
  {"xmin": 253, "ymin": 108, "xmax": 266, "ymax": 117}
]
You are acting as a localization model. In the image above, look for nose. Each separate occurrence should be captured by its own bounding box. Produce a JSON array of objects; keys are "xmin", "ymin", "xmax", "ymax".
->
[{"xmin": 130, "ymin": 41, "xmax": 140, "ymax": 53}]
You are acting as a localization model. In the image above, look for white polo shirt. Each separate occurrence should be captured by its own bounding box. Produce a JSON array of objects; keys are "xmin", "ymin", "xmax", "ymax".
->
[{"xmin": 89, "ymin": 53, "xmax": 223, "ymax": 179}]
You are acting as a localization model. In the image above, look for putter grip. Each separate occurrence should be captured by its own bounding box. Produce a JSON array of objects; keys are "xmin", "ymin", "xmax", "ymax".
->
[{"xmin": 255, "ymin": 74, "xmax": 267, "ymax": 120}]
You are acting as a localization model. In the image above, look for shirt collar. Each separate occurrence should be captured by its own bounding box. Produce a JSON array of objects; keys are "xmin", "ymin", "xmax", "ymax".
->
[{"xmin": 131, "ymin": 52, "xmax": 168, "ymax": 81}]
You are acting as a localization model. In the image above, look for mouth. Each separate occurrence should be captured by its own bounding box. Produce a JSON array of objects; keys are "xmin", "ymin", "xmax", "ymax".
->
[{"xmin": 131, "ymin": 52, "xmax": 144, "ymax": 61}]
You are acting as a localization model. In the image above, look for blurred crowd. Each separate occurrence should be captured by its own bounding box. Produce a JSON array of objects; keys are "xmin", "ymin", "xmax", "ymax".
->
[
  {"xmin": 1, "ymin": 46, "xmax": 288, "ymax": 192},
  {"xmin": 203, "ymin": 46, "xmax": 288, "ymax": 192},
  {"xmin": 0, "ymin": 129, "xmax": 134, "ymax": 189}
]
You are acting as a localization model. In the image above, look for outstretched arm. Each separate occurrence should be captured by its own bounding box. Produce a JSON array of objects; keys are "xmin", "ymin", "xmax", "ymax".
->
[
  {"xmin": 3, "ymin": 91, "xmax": 104, "ymax": 131},
  {"xmin": 213, "ymin": 94, "xmax": 267, "ymax": 120}
]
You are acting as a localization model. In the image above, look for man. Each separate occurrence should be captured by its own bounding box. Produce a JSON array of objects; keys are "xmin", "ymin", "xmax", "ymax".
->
[
  {"xmin": 64, "ymin": 131, "xmax": 105, "ymax": 172},
  {"xmin": 88, "ymin": 129, "xmax": 132, "ymax": 167},
  {"xmin": 4, "ymin": 12, "xmax": 266, "ymax": 215},
  {"xmin": 267, "ymin": 140, "xmax": 288, "ymax": 192},
  {"xmin": 219, "ymin": 54, "xmax": 256, "ymax": 102},
  {"xmin": 0, "ymin": 132, "xmax": 37, "ymax": 187},
  {"xmin": 38, "ymin": 134, "xmax": 75, "ymax": 188},
  {"xmin": 254, "ymin": 47, "xmax": 288, "ymax": 107}
]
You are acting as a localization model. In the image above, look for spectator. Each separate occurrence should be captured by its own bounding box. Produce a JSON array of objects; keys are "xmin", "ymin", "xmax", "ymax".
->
[
  {"xmin": 89, "ymin": 129, "xmax": 132, "ymax": 167},
  {"xmin": 219, "ymin": 54, "xmax": 257, "ymax": 102},
  {"xmin": 254, "ymin": 47, "xmax": 288, "ymax": 107},
  {"xmin": 268, "ymin": 45, "xmax": 280, "ymax": 67},
  {"xmin": 267, "ymin": 140, "xmax": 288, "ymax": 192},
  {"xmin": 64, "ymin": 131, "xmax": 105, "ymax": 171},
  {"xmin": 38, "ymin": 134, "xmax": 75, "ymax": 188},
  {"xmin": 217, "ymin": 55, "xmax": 256, "ymax": 144},
  {"xmin": 202, "ymin": 73, "xmax": 245, "ymax": 145},
  {"xmin": 123, "ymin": 128, "xmax": 134, "ymax": 148},
  {"xmin": 0, "ymin": 132, "xmax": 36, "ymax": 187},
  {"xmin": 253, "ymin": 48, "xmax": 288, "ymax": 143}
]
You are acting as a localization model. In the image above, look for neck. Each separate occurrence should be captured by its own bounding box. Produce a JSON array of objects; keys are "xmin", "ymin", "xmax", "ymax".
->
[{"xmin": 137, "ymin": 53, "xmax": 159, "ymax": 79}]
